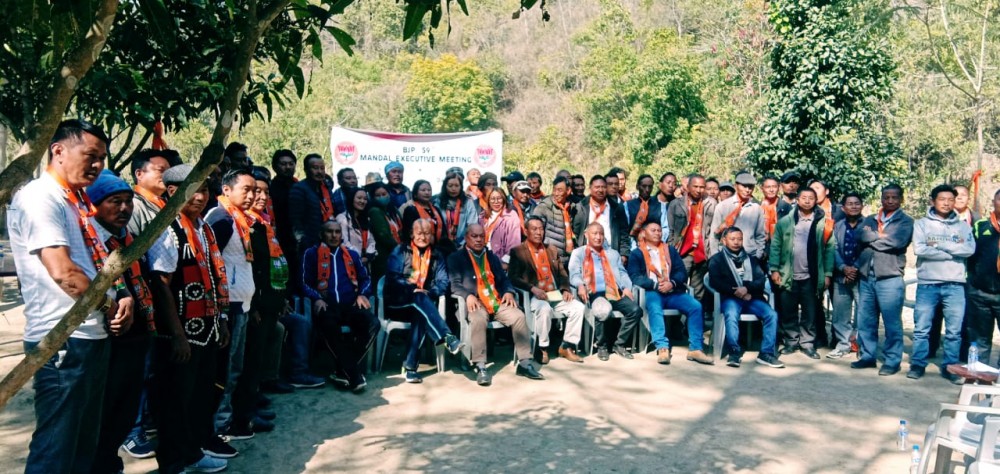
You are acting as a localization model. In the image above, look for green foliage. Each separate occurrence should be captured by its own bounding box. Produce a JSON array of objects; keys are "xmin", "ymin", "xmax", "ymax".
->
[
  {"xmin": 745, "ymin": 0, "xmax": 906, "ymax": 199},
  {"xmin": 505, "ymin": 125, "xmax": 571, "ymax": 173},
  {"xmin": 399, "ymin": 54, "xmax": 495, "ymax": 133},
  {"xmin": 576, "ymin": 3, "xmax": 706, "ymax": 167}
]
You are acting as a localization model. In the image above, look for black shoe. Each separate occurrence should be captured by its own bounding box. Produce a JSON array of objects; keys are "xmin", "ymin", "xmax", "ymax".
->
[
  {"xmin": 329, "ymin": 371, "xmax": 351, "ymax": 389},
  {"xmin": 260, "ymin": 380, "xmax": 294, "ymax": 394},
  {"xmin": 443, "ymin": 334, "xmax": 464, "ymax": 355},
  {"xmin": 225, "ymin": 424, "xmax": 255, "ymax": 441},
  {"xmin": 906, "ymin": 366, "xmax": 925, "ymax": 379},
  {"xmin": 475, "ymin": 367, "xmax": 492, "ymax": 386},
  {"xmin": 597, "ymin": 346, "xmax": 610, "ymax": 361},
  {"xmin": 256, "ymin": 394, "xmax": 273, "ymax": 409},
  {"xmin": 850, "ymin": 359, "xmax": 877, "ymax": 369},
  {"xmin": 802, "ymin": 348, "xmax": 820, "ymax": 360},
  {"xmin": 755, "ymin": 353, "xmax": 785, "ymax": 368},
  {"xmin": 780, "ymin": 345, "xmax": 800, "ymax": 355},
  {"xmin": 251, "ymin": 416, "xmax": 275, "ymax": 433},
  {"xmin": 202, "ymin": 435, "xmax": 238, "ymax": 459},
  {"xmin": 349, "ymin": 374, "xmax": 367, "ymax": 393},
  {"xmin": 516, "ymin": 363, "xmax": 545, "ymax": 380},
  {"xmin": 613, "ymin": 345, "xmax": 634, "ymax": 360},
  {"xmin": 402, "ymin": 367, "xmax": 423, "ymax": 384},
  {"xmin": 946, "ymin": 373, "xmax": 965, "ymax": 385},
  {"xmin": 726, "ymin": 354, "xmax": 741, "ymax": 368},
  {"xmin": 878, "ymin": 365, "xmax": 900, "ymax": 376},
  {"xmin": 256, "ymin": 409, "xmax": 276, "ymax": 421}
]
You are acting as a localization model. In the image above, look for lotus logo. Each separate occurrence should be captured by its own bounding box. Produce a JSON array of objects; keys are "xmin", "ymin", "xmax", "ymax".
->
[
  {"xmin": 335, "ymin": 142, "xmax": 357, "ymax": 165},
  {"xmin": 475, "ymin": 145, "xmax": 496, "ymax": 167}
]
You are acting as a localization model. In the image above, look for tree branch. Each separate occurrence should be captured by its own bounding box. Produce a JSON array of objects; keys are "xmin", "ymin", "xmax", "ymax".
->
[
  {"xmin": 939, "ymin": 0, "xmax": 978, "ymax": 88},
  {"xmin": 921, "ymin": 6, "xmax": 976, "ymax": 101},
  {"xmin": 0, "ymin": 0, "xmax": 118, "ymax": 207}
]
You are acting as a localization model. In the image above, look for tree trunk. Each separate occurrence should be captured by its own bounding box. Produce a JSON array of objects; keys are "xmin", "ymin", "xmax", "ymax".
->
[
  {"xmin": 0, "ymin": 0, "xmax": 119, "ymax": 207},
  {"xmin": 0, "ymin": 0, "xmax": 292, "ymax": 412}
]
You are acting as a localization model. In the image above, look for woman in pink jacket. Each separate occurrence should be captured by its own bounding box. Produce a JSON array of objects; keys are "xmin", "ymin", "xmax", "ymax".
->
[{"xmin": 480, "ymin": 188, "xmax": 522, "ymax": 260}]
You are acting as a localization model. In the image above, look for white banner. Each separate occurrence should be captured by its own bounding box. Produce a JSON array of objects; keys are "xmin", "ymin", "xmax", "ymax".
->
[{"xmin": 329, "ymin": 127, "xmax": 503, "ymax": 191}]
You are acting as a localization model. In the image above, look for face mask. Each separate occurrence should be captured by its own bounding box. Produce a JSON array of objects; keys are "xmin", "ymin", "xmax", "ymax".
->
[{"xmin": 375, "ymin": 196, "xmax": 390, "ymax": 207}]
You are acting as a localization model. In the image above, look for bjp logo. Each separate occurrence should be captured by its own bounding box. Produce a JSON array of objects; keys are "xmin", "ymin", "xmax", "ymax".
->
[
  {"xmin": 334, "ymin": 142, "xmax": 358, "ymax": 165},
  {"xmin": 475, "ymin": 145, "xmax": 496, "ymax": 167}
]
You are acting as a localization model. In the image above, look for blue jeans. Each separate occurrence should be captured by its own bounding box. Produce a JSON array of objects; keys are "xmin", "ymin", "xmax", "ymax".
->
[
  {"xmin": 911, "ymin": 282, "xmax": 965, "ymax": 371},
  {"xmin": 388, "ymin": 292, "xmax": 452, "ymax": 370},
  {"xmin": 215, "ymin": 306, "xmax": 248, "ymax": 433},
  {"xmin": 831, "ymin": 280, "xmax": 860, "ymax": 352},
  {"xmin": 857, "ymin": 276, "xmax": 904, "ymax": 369},
  {"xmin": 280, "ymin": 311, "xmax": 312, "ymax": 377},
  {"xmin": 644, "ymin": 290, "xmax": 704, "ymax": 351},
  {"xmin": 720, "ymin": 297, "xmax": 778, "ymax": 356},
  {"xmin": 24, "ymin": 337, "xmax": 110, "ymax": 474}
]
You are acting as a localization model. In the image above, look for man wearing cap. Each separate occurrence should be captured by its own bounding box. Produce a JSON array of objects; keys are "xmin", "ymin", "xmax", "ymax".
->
[
  {"xmin": 717, "ymin": 181, "xmax": 735, "ymax": 202},
  {"xmin": 779, "ymin": 171, "xmax": 801, "ymax": 218},
  {"xmin": 626, "ymin": 174, "xmax": 663, "ymax": 246},
  {"xmin": 710, "ymin": 172, "xmax": 767, "ymax": 263},
  {"xmin": 502, "ymin": 171, "xmax": 525, "ymax": 198},
  {"xmin": 511, "ymin": 180, "xmax": 536, "ymax": 238},
  {"xmin": 667, "ymin": 174, "xmax": 716, "ymax": 308},
  {"xmin": 385, "ymin": 161, "xmax": 411, "ymax": 210}
]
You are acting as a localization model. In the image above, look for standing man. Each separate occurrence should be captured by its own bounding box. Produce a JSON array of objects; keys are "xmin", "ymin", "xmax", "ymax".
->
[
  {"xmin": 908, "ymin": 184, "xmax": 975, "ymax": 382},
  {"xmin": 526, "ymin": 171, "xmax": 546, "ymax": 202},
  {"xmin": 508, "ymin": 216, "xmax": 587, "ymax": 364},
  {"xmin": 809, "ymin": 179, "xmax": 845, "ymax": 222},
  {"xmin": 667, "ymin": 174, "xmax": 716, "ymax": 308},
  {"xmin": 954, "ymin": 184, "xmax": 980, "ymax": 226},
  {"xmin": 705, "ymin": 177, "xmax": 721, "ymax": 202},
  {"xmin": 331, "ymin": 167, "xmax": 358, "ymax": 216},
  {"xmin": 466, "ymin": 168, "xmax": 482, "ymax": 201},
  {"xmin": 270, "ymin": 149, "xmax": 298, "ymax": 293},
  {"xmin": 768, "ymin": 187, "xmax": 836, "ymax": 359},
  {"xmin": 625, "ymin": 174, "xmax": 662, "ymax": 247},
  {"xmin": 572, "ymin": 175, "xmax": 630, "ymax": 262},
  {"xmin": 532, "ymin": 176, "xmax": 577, "ymax": 267},
  {"xmin": 759, "ymin": 175, "xmax": 782, "ymax": 242},
  {"xmin": 778, "ymin": 171, "xmax": 801, "ymax": 218},
  {"xmin": 568, "ymin": 223, "xmax": 643, "ymax": 361},
  {"xmin": 851, "ymin": 184, "xmax": 913, "ymax": 375},
  {"xmin": 510, "ymin": 180, "xmax": 536, "ymax": 237},
  {"xmin": 628, "ymin": 221, "xmax": 713, "ymax": 365},
  {"xmin": 605, "ymin": 171, "xmax": 622, "ymax": 206},
  {"xmin": 502, "ymin": 171, "xmax": 525, "ymax": 198},
  {"xmin": 828, "ymin": 192, "xmax": 865, "ymax": 359},
  {"xmin": 967, "ymin": 190, "xmax": 1000, "ymax": 365},
  {"xmin": 288, "ymin": 154, "xmax": 336, "ymax": 263},
  {"xmin": 570, "ymin": 175, "xmax": 587, "ymax": 203},
  {"xmin": 655, "ymin": 172, "xmax": 678, "ymax": 220},
  {"xmin": 611, "ymin": 167, "xmax": 632, "ymax": 202},
  {"xmin": 710, "ymin": 172, "xmax": 767, "ymax": 262},
  {"xmin": 9, "ymin": 120, "xmax": 133, "ymax": 473},
  {"xmin": 448, "ymin": 224, "xmax": 543, "ymax": 385},
  {"xmin": 385, "ymin": 161, "xmax": 411, "ymax": 209}
]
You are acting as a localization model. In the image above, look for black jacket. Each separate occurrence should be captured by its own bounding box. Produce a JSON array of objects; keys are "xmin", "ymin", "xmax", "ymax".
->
[
  {"xmin": 571, "ymin": 197, "xmax": 629, "ymax": 256},
  {"xmin": 627, "ymin": 244, "xmax": 687, "ymax": 294},
  {"xmin": 970, "ymin": 218, "xmax": 1000, "ymax": 294},
  {"xmin": 708, "ymin": 251, "xmax": 767, "ymax": 300},
  {"xmin": 447, "ymin": 248, "xmax": 516, "ymax": 301},
  {"xmin": 385, "ymin": 244, "xmax": 450, "ymax": 306}
]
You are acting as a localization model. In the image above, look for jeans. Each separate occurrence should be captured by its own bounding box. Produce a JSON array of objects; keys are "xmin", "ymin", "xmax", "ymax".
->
[
  {"xmin": 967, "ymin": 286, "xmax": 1000, "ymax": 365},
  {"xmin": 911, "ymin": 282, "xmax": 966, "ymax": 371},
  {"xmin": 388, "ymin": 292, "xmax": 452, "ymax": 370},
  {"xmin": 831, "ymin": 280, "xmax": 860, "ymax": 352},
  {"xmin": 92, "ymin": 336, "xmax": 150, "ymax": 474},
  {"xmin": 779, "ymin": 277, "xmax": 818, "ymax": 350},
  {"xmin": 280, "ymin": 311, "xmax": 312, "ymax": 377},
  {"xmin": 529, "ymin": 297, "xmax": 585, "ymax": 347},
  {"xmin": 24, "ymin": 337, "xmax": 110, "ymax": 474},
  {"xmin": 857, "ymin": 276, "xmax": 904, "ymax": 369},
  {"xmin": 720, "ymin": 297, "xmax": 778, "ymax": 356},
  {"xmin": 215, "ymin": 306, "xmax": 248, "ymax": 433},
  {"xmin": 644, "ymin": 290, "xmax": 705, "ymax": 351}
]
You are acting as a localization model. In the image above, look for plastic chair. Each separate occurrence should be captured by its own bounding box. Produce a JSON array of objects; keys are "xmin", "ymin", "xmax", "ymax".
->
[
  {"xmin": 452, "ymin": 294, "xmax": 518, "ymax": 369},
  {"xmin": 517, "ymin": 289, "xmax": 566, "ymax": 356},
  {"xmin": 373, "ymin": 277, "xmax": 445, "ymax": 373},
  {"xmin": 918, "ymin": 384, "xmax": 1000, "ymax": 474},
  {"xmin": 634, "ymin": 286, "xmax": 684, "ymax": 354},
  {"xmin": 703, "ymin": 274, "xmax": 774, "ymax": 360}
]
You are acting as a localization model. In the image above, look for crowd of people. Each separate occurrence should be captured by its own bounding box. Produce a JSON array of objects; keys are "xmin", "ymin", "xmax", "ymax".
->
[{"xmin": 8, "ymin": 119, "xmax": 998, "ymax": 474}]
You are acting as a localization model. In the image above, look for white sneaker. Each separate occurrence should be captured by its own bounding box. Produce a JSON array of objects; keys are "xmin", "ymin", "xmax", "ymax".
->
[{"xmin": 185, "ymin": 454, "xmax": 228, "ymax": 473}]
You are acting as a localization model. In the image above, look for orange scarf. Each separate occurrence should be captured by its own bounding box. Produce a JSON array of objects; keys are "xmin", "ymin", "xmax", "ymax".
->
[
  {"xmin": 529, "ymin": 242, "xmax": 556, "ymax": 291},
  {"xmin": 555, "ymin": 199, "xmax": 575, "ymax": 252},
  {"xmin": 316, "ymin": 243, "xmax": 358, "ymax": 292},
  {"xmin": 178, "ymin": 212, "xmax": 230, "ymax": 318},
  {"xmin": 387, "ymin": 213, "xmax": 402, "ymax": 244},
  {"xmin": 819, "ymin": 200, "xmax": 835, "ymax": 243},
  {"xmin": 409, "ymin": 243, "xmax": 431, "ymax": 289},
  {"xmin": 134, "ymin": 185, "xmax": 166, "ymax": 209},
  {"xmin": 676, "ymin": 198, "xmax": 705, "ymax": 250},
  {"xmin": 716, "ymin": 196, "xmax": 749, "ymax": 234},
  {"xmin": 583, "ymin": 247, "xmax": 621, "ymax": 300},
  {"xmin": 512, "ymin": 202, "xmax": 528, "ymax": 236},
  {"xmin": 991, "ymin": 214, "xmax": 1000, "ymax": 273},
  {"xmin": 105, "ymin": 232, "xmax": 156, "ymax": 333},
  {"xmin": 447, "ymin": 198, "xmax": 463, "ymax": 242},
  {"xmin": 530, "ymin": 190, "xmax": 546, "ymax": 201},
  {"xmin": 876, "ymin": 208, "xmax": 895, "ymax": 237},
  {"xmin": 217, "ymin": 195, "xmax": 254, "ymax": 261},
  {"xmin": 590, "ymin": 198, "xmax": 608, "ymax": 222},
  {"xmin": 468, "ymin": 249, "xmax": 500, "ymax": 314},
  {"xmin": 630, "ymin": 199, "xmax": 649, "ymax": 237},
  {"xmin": 318, "ymin": 182, "xmax": 335, "ymax": 222},
  {"xmin": 640, "ymin": 242, "xmax": 670, "ymax": 282},
  {"xmin": 762, "ymin": 197, "xmax": 778, "ymax": 238},
  {"xmin": 416, "ymin": 203, "xmax": 444, "ymax": 241},
  {"xmin": 246, "ymin": 209, "xmax": 283, "ymax": 258}
]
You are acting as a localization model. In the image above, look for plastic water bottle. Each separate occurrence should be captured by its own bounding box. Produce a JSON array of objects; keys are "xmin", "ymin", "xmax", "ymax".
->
[
  {"xmin": 897, "ymin": 420, "xmax": 908, "ymax": 451},
  {"xmin": 969, "ymin": 342, "xmax": 979, "ymax": 376},
  {"xmin": 910, "ymin": 444, "xmax": 920, "ymax": 474}
]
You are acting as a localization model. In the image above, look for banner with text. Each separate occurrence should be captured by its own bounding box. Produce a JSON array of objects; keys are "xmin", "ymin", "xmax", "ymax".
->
[{"xmin": 329, "ymin": 127, "xmax": 503, "ymax": 192}]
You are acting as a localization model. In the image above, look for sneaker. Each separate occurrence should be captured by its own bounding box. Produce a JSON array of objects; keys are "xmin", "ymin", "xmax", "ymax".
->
[
  {"xmin": 850, "ymin": 359, "xmax": 877, "ymax": 369},
  {"xmin": 202, "ymin": 435, "xmax": 238, "ymax": 459},
  {"xmin": 121, "ymin": 431, "xmax": 157, "ymax": 459},
  {"xmin": 349, "ymin": 374, "xmax": 367, "ymax": 393},
  {"xmin": 288, "ymin": 374, "xmax": 326, "ymax": 389},
  {"xmin": 656, "ymin": 348, "xmax": 672, "ymax": 365},
  {"xmin": 256, "ymin": 408, "xmax": 276, "ymax": 421},
  {"xmin": 726, "ymin": 354, "xmax": 741, "ymax": 368},
  {"xmin": 946, "ymin": 373, "xmax": 966, "ymax": 385},
  {"xmin": 402, "ymin": 367, "xmax": 423, "ymax": 383},
  {"xmin": 756, "ymin": 353, "xmax": 785, "ymax": 368},
  {"xmin": 879, "ymin": 365, "xmax": 900, "ymax": 376},
  {"xmin": 329, "ymin": 371, "xmax": 351, "ymax": 389},
  {"xmin": 185, "ymin": 454, "xmax": 228, "ymax": 473},
  {"xmin": 443, "ymin": 334, "xmax": 464, "ymax": 355},
  {"xmin": 475, "ymin": 367, "xmax": 492, "ymax": 386},
  {"xmin": 906, "ymin": 366, "xmax": 925, "ymax": 379},
  {"xmin": 225, "ymin": 424, "xmax": 255, "ymax": 441},
  {"xmin": 826, "ymin": 348, "xmax": 849, "ymax": 359},
  {"xmin": 612, "ymin": 345, "xmax": 634, "ymax": 360}
]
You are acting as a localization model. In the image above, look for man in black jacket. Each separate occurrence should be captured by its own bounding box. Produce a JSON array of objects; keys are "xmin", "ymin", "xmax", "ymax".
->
[
  {"xmin": 708, "ymin": 227, "xmax": 784, "ymax": 369},
  {"xmin": 967, "ymin": 190, "xmax": 1000, "ymax": 364},
  {"xmin": 448, "ymin": 224, "xmax": 542, "ymax": 385},
  {"xmin": 571, "ymin": 175, "xmax": 630, "ymax": 262}
]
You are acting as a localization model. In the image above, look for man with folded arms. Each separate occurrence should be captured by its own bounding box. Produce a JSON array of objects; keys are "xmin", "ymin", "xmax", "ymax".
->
[
  {"xmin": 448, "ymin": 224, "xmax": 543, "ymax": 385},
  {"xmin": 508, "ymin": 216, "xmax": 586, "ymax": 364},
  {"xmin": 569, "ymin": 223, "xmax": 643, "ymax": 361},
  {"xmin": 625, "ymin": 174, "xmax": 663, "ymax": 247},
  {"xmin": 628, "ymin": 221, "xmax": 713, "ymax": 365}
]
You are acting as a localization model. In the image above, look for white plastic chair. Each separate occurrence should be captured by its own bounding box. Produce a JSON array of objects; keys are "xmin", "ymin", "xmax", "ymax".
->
[
  {"xmin": 703, "ymin": 274, "xmax": 775, "ymax": 360},
  {"xmin": 452, "ymin": 294, "xmax": 518, "ymax": 369},
  {"xmin": 373, "ymin": 277, "xmax": 445, "ymax": 373},
  {"xmin": 634, "ymin": 286, "xmax": 685, "ymax": 354},
  {"xmin": 517, "ymin": 289, "xmax": 566, "ymax": 356},
  {"xmin": 919, "ymin": 384, "xmax": 1000, "ymax": 474}
]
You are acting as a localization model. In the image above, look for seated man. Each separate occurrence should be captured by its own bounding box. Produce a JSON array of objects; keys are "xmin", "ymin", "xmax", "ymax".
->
[
  {"xmin": 508, "ymin": 216, "xmax": 586, "ymax": 364},
  {"xmin": 448, "ymin": 224, "xmax": 544, "ymax": 385},
  {"xmin": 627, "ymin": 221, "xmax": 713, "ymax": 365},
  {"xmin": 568, "ymin": 223, "xmax": 643, "ymax": 361},
  {"xmin": 384, "ymin": 219, "xmax": 463, "ymax": 383},
  {"xmin": 302, "ymin": 220, "xmax": 379, "ymax": 392},
  {"xmin": 707, "ymin": 226, "xmax": 784, "ymax": 369}
]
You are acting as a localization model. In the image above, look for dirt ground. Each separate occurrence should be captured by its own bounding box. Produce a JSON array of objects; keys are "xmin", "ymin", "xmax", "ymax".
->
[{"xmin": 0, "ymin": 274, "xmax": 971, "ymax": 474}]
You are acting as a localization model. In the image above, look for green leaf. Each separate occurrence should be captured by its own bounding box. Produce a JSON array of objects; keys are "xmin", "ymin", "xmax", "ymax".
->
[
  {"xmin": 402, "ymin": 2, "xmax": 429, "ymax": 40},
  {"xmin": 326, "ymin": 26, "xmax": 356, "ymax": 55}
]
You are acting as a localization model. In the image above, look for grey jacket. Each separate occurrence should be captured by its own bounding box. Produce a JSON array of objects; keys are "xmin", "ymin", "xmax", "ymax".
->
[
  {"xmin": 857, "ymin": 210, "xmax": 913, "ymax": 279},
  {"xmin": 913, "ymin": 208, "xmax": 975, "ymax": 284},
  {"xmin": 128, "ymin": 194, "xmax": 162, "ymax": 236},
  {"xmin": 666, "ymin": 195, "xmax": 717, "ymax": 249},
  {"xmin": 709, "ymin": 196, "xmax": 767, "ymax": 259},
  {"xmin": 532, "ymin": 196, "xmax": 576, "ymax": 260}
]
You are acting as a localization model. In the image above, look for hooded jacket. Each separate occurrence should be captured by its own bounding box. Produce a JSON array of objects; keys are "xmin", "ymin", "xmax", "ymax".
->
[
  {"xmin": 768, "ymin": 208, "xmax": 836, "ymax": 297},
  {"xmin": 913, "ymin": 208, "xmax": 975, "ymax": 284}
]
